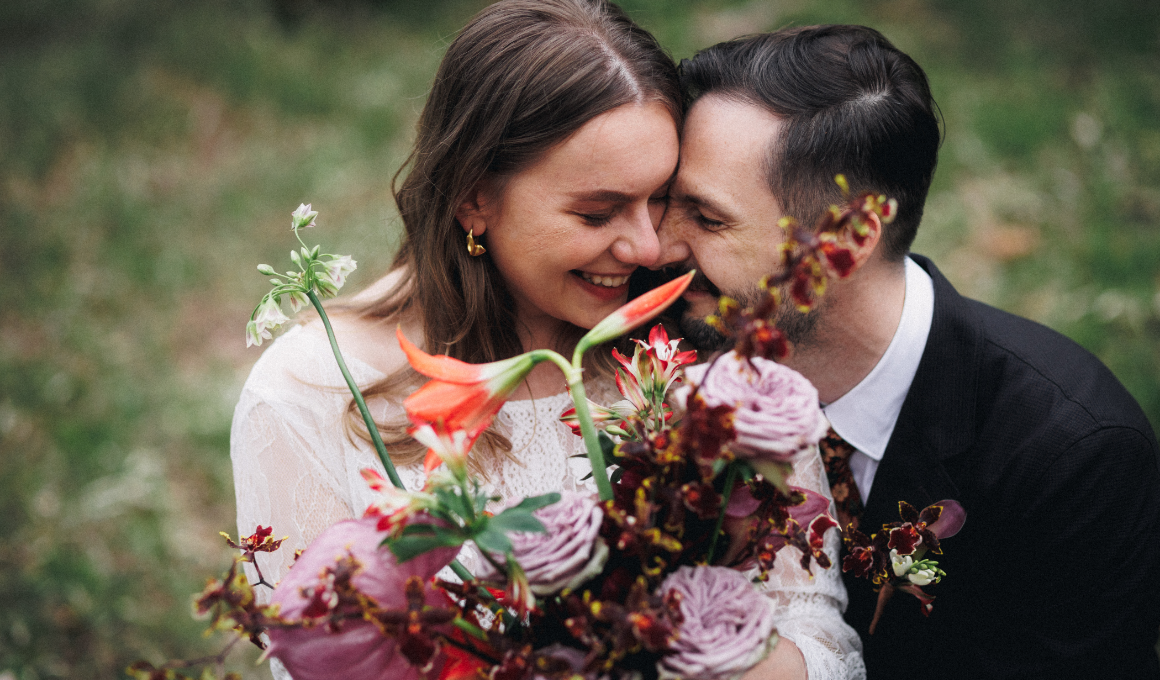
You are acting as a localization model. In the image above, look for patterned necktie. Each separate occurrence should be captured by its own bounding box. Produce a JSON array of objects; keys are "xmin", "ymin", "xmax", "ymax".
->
[{"xmin": 819, "ymin": 428, "xmax": 864, "ymax": 532}]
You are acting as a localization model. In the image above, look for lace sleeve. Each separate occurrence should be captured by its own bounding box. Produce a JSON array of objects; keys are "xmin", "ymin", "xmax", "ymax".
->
[
  {"xmin": 231, "ymin": 396, "xmax": 358, "ymax": 589},
  {"xmin": 757, "ymin": 449, "xmax": 866, "ymax": 679},
  {"xmin": 230, "ymin": 326, "xmax": 427, "ymax": 593}
]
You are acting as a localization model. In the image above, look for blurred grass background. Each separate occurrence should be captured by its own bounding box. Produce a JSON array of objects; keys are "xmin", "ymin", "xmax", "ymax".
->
[{"xmin": 1, "ymin": 0, "xmax": 1157, "ymax": 677}]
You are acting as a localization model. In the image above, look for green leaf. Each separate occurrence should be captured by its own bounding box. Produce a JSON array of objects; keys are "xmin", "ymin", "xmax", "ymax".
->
[
  {"xmin": 453, "ymin": 616, "xmax": 488, "ymax": 641},
  {"xmin": 473, "ymin": 527, "xmax": 513, "ymax": 555},
  {"xmin": 610, "ymin": 466, "xmax": 625, "ymax": 484},
  {"xmin": 389, "ymin": 533, "xmax": 464, "ymax": 563},
  {"xmin": 435, "ymin": 486, "xmax": 475, "ymax": 522},
  {"xmin": 489, "ymin": 510, "xmax": 546, "ymax": 534},
  {"xmin": 507, "ymin": 492, "xmax": 560, "ymax": 513},
  {"xmin": 598, "ymin": 431, "xmax": 618, "ymax": 466}
]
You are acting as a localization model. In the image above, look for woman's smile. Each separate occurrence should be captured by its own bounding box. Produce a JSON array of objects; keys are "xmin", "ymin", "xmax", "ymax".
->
[
  {"xmin": 461, "ymin": 100, "xmax": 679, "ymax": 341},
  {"xmin": 573, "ymin": 270, "xmax": 633, "ymax": 301}
]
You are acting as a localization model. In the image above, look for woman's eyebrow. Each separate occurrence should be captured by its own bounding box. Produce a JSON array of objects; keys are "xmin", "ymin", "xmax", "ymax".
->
[{"xmin": 566, "ymin": 189, "xmax": 635, "ymax": 203}]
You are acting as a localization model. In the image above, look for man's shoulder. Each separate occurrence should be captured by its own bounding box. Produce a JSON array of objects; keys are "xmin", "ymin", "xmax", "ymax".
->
[
  {"xmin": 914, "ymin": 254, "xmax": 1154, "ymax": 442},
  {"xmin": 968, "ymin": 298, "xmax": 1132, "ymax": 423}
]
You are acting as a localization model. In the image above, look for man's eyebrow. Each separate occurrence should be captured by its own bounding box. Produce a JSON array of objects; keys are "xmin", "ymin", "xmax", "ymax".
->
[{"xmin": 679, "ymin": 190, "xmax": 732, "ymax": 218}]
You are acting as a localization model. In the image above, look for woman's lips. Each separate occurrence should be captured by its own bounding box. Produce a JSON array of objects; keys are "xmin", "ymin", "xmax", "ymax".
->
[{"xmin": 572, "ymin": 270, "xmax": 631, "ymax": 301}]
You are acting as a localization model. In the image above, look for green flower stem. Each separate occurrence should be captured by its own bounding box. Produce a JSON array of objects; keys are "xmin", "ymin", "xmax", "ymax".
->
[
  {"xmin": 567, "ymin": 378, "xmax": 614, "ymax": 502},
  {"xmin": 540, "ymin": 349, "xmax": 613, "ymax": 502},
  {"xmin": 449, "ymin": 560, "xmax": 476, "ymax": 584},
  {"xmin": 307, "ymin": 290, "xmax": 404, "ymax": 490},
  {"xmin": 450, "ymin": 560, "xmax": 498, "ymax": 606},
  {"xmin": 309, "ymin": 290, "xmax": 484, "ymax": 588},
  {"xmin": 706, "ymin": 461, "xmax": 739, "ymax": 564}
]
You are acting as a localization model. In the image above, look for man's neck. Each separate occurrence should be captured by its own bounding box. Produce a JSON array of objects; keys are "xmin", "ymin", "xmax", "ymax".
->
[{"xmin": 782, "ymin": 259, "xmax": 907, "ymax": 404}]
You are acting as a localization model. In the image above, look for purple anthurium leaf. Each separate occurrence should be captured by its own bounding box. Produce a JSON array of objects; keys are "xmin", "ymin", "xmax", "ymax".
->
[
  {"xmin": 896, "ymin": 582, "xmax": 936, "ymax": 616},
  {"xmin": 925, "ymin": 499, "xmax": 966, "ymax": 539},
  {"xmin": 790, "ymin": 488, "xmax": 832, "ymax": 527},
  {"xmin": 724, "ymin": 483, "xmax": 762, "ymax": 517}
]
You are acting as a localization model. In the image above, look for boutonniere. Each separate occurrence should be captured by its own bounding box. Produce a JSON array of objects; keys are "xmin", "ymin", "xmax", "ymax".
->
[{"xmin": 841, "ymin": 499, "xmax": 966, "ymax": 633}]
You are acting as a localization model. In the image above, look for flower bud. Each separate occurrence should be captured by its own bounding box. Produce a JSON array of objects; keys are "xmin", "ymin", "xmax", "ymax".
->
[
  {"xmin": 907, "ymin": 568, "xmax": 937, "ymax": 586},
  {"xmin": 257, "ymin": 264, "xmax": 277, "ymax": 276}
]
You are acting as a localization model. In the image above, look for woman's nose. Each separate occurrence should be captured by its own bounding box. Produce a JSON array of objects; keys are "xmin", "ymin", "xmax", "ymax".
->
[{"xmin": 611, "ymin": 205, "xmax": 661, "ymax": 266}]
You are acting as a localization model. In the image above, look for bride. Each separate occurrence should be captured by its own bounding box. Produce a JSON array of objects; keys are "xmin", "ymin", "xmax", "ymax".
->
[{"xmin": 230, "ymin": 0, "xmax": 863, "ymax": 678}]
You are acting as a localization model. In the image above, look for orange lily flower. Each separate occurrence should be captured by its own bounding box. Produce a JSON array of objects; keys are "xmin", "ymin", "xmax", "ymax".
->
[
  {"xmin": 576, "ymin": 271, "xmax": 695, "ymax": 354},
  {"xmin": 398, "ymin": 328, "xmax": 546, "ymax": 461}
]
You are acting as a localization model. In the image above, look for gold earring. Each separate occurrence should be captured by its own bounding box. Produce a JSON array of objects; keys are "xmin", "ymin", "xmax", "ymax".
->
[{"xmin": 466, "ymin": 228, "xmax": 486, "ymax": 256}]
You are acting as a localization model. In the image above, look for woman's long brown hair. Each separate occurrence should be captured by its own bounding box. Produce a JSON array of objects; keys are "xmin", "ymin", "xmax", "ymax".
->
[{"xmin": 340, "ymin": 0, "xmax": 681, "ymax": 468}]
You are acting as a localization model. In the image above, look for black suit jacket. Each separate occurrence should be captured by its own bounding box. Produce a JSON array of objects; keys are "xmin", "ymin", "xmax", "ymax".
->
[{"xmin": 843, "ymin": 256, "xmax": 1160, "ymax": 679}]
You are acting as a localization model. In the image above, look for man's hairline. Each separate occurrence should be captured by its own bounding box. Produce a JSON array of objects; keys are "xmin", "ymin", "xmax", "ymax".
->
[
  {"xmin": 684, "ymin": 88, "xmax": 790, "ymax": 222},
  {"xmin": 685, "ymin": 87, "xmax": 912, "ymax": 265}
]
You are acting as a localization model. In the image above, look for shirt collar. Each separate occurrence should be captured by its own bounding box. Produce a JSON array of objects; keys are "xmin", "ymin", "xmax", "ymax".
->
[{"xmin": 822, "ymin": 257, "xmax": 934, "ymax": 462}]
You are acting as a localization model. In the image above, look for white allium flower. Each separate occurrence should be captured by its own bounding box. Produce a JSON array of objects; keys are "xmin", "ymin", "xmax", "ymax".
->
[
  {"xmin": 247, "ymin": 297, "xmax": 290, "ymax": 347},
  {"xmin": 325, "ymin": 255, "xmax": 357, "ymax": 288},
  {"xmin": 291, "ymin": 203, "xmax": 318, "ymax": 230},
  {"xmin": 287, "ymin": 290, "xmax": 310, "ymax": 313}
]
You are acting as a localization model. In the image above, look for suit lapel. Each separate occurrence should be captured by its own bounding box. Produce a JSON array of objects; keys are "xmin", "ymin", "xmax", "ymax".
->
[
  {"xmin": 844, "ymin": 255, "xmax": 985, "ymax": 645},
  {"xmin": 863, "ymin": 255, "xmax": 982, "ymax": 526}
]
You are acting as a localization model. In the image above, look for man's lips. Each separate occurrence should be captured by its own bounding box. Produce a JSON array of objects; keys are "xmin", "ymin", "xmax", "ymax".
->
[{"xmin": 682, "ymin": 270, "xmax": 721, "ymax": 298}]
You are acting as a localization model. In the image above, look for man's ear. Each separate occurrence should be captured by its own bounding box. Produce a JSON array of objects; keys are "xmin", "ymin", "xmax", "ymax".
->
[
  {"xmin": 455, "ymin": 183, "xmax": 494, "ymax": 236},
  {"xmin": 846, "ymin": 210, "xmax": 884, "ymax": 273}
]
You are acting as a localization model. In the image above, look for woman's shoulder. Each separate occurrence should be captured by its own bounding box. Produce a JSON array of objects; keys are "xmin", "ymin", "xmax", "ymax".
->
[{"xmin": 238, "ymin": 324, "xmax": 355, "ymax": 405}]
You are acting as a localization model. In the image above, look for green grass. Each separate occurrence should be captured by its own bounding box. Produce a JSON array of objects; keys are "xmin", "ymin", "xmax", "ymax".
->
[{"xmin": 1, "ymin": 0, "xmax": 1157, "ymax": 677}]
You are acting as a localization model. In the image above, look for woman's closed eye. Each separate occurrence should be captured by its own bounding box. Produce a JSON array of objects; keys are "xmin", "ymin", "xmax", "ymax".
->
[{"xmin": 577, "ymin": 211, "xmax": 614, "ymax": 227}]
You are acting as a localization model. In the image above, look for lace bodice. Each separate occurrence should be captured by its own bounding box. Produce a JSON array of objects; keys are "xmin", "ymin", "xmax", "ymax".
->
[{"xmin": 230, "ymin": 324, "xmax": 864, "ymax": 678}]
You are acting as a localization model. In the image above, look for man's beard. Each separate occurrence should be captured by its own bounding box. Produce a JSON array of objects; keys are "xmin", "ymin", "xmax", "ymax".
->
[{"xmin": 679, "ymin": 280, "xmax": 822, "ymax": 353}]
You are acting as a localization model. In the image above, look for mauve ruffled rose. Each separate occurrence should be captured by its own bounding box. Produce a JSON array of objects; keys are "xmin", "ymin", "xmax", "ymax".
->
[
  {"xmin": 266, "ymin": 516, "xmax": 459, "ymax": 680},
  {"xmin": 479, "ymin": 491, "xmax": 608, "ymax": 595},
  {"xmin": 657, "ymin": 566, "xmax": 778, "ymax": 680},
  {"xmin": 682, "ymin": 352, "xmax": 828, "ymax": 462}
]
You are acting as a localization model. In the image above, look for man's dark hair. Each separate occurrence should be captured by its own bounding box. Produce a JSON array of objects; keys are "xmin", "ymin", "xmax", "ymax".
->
[{"xmin": 680, "ymin": 25, "xmax": 941, "ymax": 261}]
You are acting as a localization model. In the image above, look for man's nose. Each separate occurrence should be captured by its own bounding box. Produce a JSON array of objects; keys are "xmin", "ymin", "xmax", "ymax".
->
[
  {"xmin": 611, "ymin": 204, "xmax": 661, "ymax": 267},
  {"xmin": 654, "ymin": 210, "xmax": 691, "ymax": 268}
]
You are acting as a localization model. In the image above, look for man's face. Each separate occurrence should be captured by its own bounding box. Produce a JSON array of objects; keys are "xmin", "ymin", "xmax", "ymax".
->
[{"xmin": 658, "ymin": 95, "xmax": 813, "ymax": 349}]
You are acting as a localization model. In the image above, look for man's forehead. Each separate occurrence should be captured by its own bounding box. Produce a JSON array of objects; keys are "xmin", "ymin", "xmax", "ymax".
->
[
  {"xmin": 673, "ymin": 95, "xmax": 783, "ymax": 204},
  {"xmin": 683, "ymin": 94, "xmax": 783, "ymax": 150}
]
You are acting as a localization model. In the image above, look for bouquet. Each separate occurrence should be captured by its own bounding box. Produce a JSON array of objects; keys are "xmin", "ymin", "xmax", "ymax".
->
[{"xmin": 135, "ymin": 182, "xmax": 963, "ymax": 680}]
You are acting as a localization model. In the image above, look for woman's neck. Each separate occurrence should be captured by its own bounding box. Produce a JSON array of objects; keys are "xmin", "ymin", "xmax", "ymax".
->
[{"xmin": 511, "ymin": 316, "xmax": 584, "ymax": 400}]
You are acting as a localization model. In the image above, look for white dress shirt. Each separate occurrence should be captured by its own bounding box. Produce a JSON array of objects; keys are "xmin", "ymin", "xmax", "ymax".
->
[{"xmin": 822, "ymin": 257, "xmax": 934, "ymax": 504}]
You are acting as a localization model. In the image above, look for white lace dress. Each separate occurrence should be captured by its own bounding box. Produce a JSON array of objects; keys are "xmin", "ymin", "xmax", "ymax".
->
[{"xmin": 231, "ymin": 324, "xmax": 865, "ymax": 679}]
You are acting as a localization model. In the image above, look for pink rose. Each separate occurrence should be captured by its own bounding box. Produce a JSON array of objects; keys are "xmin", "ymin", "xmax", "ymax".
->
[
  {"xmin": 682, "ymin": 352, "xmax": 827, "ymax": 462},
  {"xmin": 658, "ymin": 566, "xmax": 778, "ymax": 680},
  {"xmin": 479, "ymin": 491, "xmax": 608, "ymax": 595},
  {"xmin": 267, "ymin": 516, "xmax": 459, "ymax": 680}
]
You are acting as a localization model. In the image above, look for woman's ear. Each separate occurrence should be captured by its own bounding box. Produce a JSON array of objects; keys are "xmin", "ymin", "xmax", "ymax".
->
[{"xmin": 455, "ymin": 184, "xmax": 494, "ymax": 236}]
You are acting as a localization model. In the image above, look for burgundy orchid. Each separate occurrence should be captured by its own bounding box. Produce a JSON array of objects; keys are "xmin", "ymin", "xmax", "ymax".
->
[{"xmin": 841, "ymin": 499, "xmax": 966, "ymax": 634}]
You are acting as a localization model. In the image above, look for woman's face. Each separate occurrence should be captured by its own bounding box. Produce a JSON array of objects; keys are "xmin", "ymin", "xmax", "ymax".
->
[{"xmin": 464, "ymin": 101, "xmax": 679, "ymax": 345}]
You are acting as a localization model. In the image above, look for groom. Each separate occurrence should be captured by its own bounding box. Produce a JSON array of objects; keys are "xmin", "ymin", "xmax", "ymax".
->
[{"xmin": 657, "ymin": 25, "xmax": 1160, "ymax": 679}]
